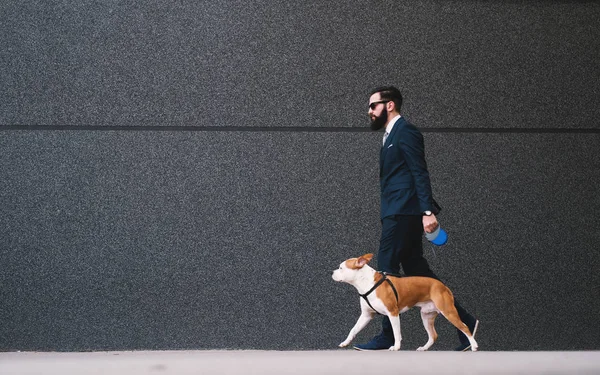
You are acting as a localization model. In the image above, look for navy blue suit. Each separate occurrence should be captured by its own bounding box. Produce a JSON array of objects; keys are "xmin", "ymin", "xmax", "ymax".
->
[
  {"xmin": 376, "ymin": 116, "xmax": 475, "ymax": 346},
  {"xmin": 380, "ymin": 116, "xmax": 440, "ymax": 219}
]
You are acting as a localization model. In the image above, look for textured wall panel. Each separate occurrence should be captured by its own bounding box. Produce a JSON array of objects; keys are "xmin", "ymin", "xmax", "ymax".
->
[
  {"xmin": 1, "ymin": 1, "xmax": 599, "ymax": 129},
  {"xmin": 1, "ymin": 131, "xmax": 598, "ymax": 351},
  {"xmin": 0, "ymin": 131, "xmax": 381, "ymax": 350}
]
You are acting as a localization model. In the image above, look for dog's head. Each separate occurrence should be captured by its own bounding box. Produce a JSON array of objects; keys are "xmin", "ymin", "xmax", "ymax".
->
[{"xmin": 332, "ymin": 253, "xmax": 374, "ymax": 284}]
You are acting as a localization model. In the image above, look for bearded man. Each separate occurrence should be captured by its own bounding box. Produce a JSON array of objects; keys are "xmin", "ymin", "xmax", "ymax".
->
[{"xmin": 354, "ymin": 86, "xmax": 479, "ymax": 351}]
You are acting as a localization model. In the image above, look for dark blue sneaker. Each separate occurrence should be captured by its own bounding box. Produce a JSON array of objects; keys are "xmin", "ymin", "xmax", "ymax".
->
[
  {"xmin": 353, "ymin": 333, "xmax": 395, "ymax": 351},
  {"xmin": 454, "ymin": 319, "xmax": 479, "ymax": 351}
]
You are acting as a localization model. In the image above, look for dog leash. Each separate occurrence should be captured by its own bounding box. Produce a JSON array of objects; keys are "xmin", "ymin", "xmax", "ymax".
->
[
  {"xmin": 358, "ymin": 271, "xmax": 400, "ymax": 314},
  {"xmin": 429, "ymin": 243, "xmax": 437, "ymax": 260}
]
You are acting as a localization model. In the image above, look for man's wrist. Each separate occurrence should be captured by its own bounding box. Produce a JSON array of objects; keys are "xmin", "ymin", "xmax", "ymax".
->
[{"xmin": 423, "ymin": 210, "xmax": 433, "ymax": 216}]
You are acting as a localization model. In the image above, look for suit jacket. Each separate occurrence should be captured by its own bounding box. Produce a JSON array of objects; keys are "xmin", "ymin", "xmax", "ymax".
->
[{"xmin": 380, "ymin": 116, "xmax": 441, "ymax": 219}]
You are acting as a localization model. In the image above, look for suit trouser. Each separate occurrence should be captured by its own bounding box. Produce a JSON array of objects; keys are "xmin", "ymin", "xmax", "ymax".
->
[{"xmin": 377, "ymin": 215, "xmax": 474, "ymax": 344}]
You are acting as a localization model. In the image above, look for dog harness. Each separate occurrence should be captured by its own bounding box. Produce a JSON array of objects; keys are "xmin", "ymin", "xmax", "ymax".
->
[{"xmin": 359, "ymin": 271, "xmax": 401, "ymax": 314}]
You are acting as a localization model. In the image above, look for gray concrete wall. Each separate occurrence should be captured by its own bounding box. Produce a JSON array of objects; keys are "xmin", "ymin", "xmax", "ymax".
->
[{"xmin": 1, "ymin": 1, "xmax": 599, "ymax": 351}]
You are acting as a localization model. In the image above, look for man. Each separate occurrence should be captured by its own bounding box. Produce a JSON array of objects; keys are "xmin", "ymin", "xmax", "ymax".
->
[{"xmin": 354, "ymin": 86, "xmax": 479, "ymax": 351}]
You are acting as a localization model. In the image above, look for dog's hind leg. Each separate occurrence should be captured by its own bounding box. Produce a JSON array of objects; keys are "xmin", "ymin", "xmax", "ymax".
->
[
  {"xmin": 417, "ymin": 310, "xmax": 438, "ymax": 351},
  {"xmin": 432, "ymin": 290, "xmax": 479, "ymax": 351}
]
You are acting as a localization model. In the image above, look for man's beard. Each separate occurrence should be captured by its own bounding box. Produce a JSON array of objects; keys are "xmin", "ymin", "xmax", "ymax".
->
[{"xmin": 370, "ymin": 110, "xmax": 388, "ymax": 131}]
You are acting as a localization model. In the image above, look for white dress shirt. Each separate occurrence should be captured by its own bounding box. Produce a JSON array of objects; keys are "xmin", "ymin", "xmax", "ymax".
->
[{"xmin": 383, "ymin": 115, "xmax": 401, "ymax": 145}]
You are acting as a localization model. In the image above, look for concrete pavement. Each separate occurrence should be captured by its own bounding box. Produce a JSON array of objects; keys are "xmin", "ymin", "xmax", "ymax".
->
[{"xmin": 1, "ymin": 350, "xmax": 599, "ymax": 375}]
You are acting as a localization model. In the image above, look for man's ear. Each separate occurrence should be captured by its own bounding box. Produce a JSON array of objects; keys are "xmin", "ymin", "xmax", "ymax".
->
[
  {"xmin": 356, "ymin": 253, "xmax": 374, "ymax": 268},
  {"xmin": 386, "ymin": 100, "xmax": 394, "ymax": 112}
]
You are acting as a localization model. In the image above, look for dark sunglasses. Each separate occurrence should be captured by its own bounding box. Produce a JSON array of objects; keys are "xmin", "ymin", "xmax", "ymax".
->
[{"xmin": 369, "ymin": 100, "xmax": 389, "ymax": 110}]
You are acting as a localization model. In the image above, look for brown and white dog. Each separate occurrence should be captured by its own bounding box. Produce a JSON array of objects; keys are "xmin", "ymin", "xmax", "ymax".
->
[{"xmin": 332, "ymin": 253, "xmax": 478, "ymax": 351}]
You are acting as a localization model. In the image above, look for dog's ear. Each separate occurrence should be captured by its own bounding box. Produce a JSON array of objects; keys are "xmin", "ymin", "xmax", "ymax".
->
[{"xmin": 356, "ymin": 253, "xmax": 374, "ymax": 268}]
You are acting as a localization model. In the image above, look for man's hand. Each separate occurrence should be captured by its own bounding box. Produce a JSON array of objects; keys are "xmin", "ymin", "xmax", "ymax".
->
[{"xmin": 423, "ymin": 213, "xmax": 439, "ymax": 234}]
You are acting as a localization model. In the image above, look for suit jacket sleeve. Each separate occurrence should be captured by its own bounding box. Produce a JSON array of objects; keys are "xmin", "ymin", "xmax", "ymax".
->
[{"xmin": 397, "ymin": 124, "xmax": 441, "ymax": 214}]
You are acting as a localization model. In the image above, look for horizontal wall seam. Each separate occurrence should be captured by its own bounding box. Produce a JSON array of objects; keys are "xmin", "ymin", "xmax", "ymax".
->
[{"xmin": 0, "ymin": 126, "xmax": 598, "ymax": 133}]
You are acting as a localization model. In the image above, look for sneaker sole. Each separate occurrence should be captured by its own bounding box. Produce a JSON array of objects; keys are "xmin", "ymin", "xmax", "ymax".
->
[
  {"xmin": 472, "ymin": 320, "xmax": 479, "ymax": 339},
  {"xmin": 353, "ymin": 346, "xmax": 387, "ymax": 351}
]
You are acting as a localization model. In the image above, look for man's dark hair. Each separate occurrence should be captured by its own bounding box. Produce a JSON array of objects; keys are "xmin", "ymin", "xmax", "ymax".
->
[{"xmin": 370, "ymin": 86, "xmax": 403, "ymax": 111}]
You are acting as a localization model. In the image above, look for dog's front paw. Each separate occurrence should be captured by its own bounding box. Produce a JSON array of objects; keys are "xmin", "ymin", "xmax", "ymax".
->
[
  {"xmin": 416, "ymin": 346, "xmax": 427, "ymax": 351},
  {"xmin": 339, "ymin": 340, "xmax": 351, "ymax": 348},
  {"xmin": 388, "ymin": 345, "xmax": 401, "ymax": 351}
]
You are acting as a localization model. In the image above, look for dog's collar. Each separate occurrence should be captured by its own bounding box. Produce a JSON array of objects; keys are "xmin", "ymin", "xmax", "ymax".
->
[{"xmin": 359, "ymin": 271, "xmax": 400, "ymax": 314}]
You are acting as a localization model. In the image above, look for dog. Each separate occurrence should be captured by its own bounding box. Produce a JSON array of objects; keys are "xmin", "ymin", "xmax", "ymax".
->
[{"xmin": 332, "ymin": 253, "xmax": 478, "ymax": 351}]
